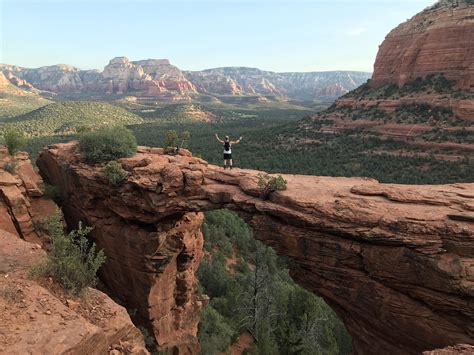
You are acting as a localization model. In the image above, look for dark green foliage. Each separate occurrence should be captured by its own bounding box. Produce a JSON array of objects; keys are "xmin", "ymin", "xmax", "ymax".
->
[
  {"xmin": 423, "ymin": 127, "xmax": 474, "ymax": 144},
  {"xmin": 164, "ymin": 130, "xmax": 178, "ymax": 148},
  {"xmin": 257, "ymin": 173, "xmax": 287, "ymax": 199},
  {"xmin": 180, "ymin": 130, "xmax": 191, "ymax": 148},
  {"xmin": 197, "ymin": 210, "xmax": 351, "ymax": 354},
  {"xmin": 394, "ymin": 103, "xmax": 462, "ymax": 125},
  {"xmin": 3, "ymin": 126, "xmax": 27, "ymax": 155},
  {"xmin": 104, "ymin": 161, "xmax": 126, "ymax": 185},
  {"xmin": 32, "ymin": 211, "xmax": 106, "ymax": 294},
  {"xmin": 198, "ymin": 306, "xmax": 235, "ymax": 355},
  {"xmin": 43, "ymin": 183, "xmax": 60, "ymax": 201},
  {"xmin": 78, "ymin": 127, "xmax": 137, "ymax": 164},
  {"xmin": 3, "ymin": 161, "xmax": 16, "ymax": 174},
  {"xmin": 343, "ymin": 74, "xmax": 457, "ymax": 100}
]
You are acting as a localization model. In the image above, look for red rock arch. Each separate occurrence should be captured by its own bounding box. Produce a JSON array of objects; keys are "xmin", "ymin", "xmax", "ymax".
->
[{"xmin": 37, "ymin": 143, "xmax": 474, "ymax": 354}]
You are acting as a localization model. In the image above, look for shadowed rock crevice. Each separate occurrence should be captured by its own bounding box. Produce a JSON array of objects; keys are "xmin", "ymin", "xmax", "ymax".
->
[{"xmin": 37, "ymin": 143, "xmax": 474, "ymax": 354}]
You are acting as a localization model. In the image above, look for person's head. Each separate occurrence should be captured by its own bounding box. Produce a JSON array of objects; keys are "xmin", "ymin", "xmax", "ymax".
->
[{"xmin": 225, "ymin": 135, "xmax": 229, "ymax": 142}]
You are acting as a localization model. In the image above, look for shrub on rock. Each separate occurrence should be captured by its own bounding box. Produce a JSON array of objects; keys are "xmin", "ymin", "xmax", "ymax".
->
[
  {"xmin": 257, "ymin": 173, "xmax": 287, "ymax": 200},
  {"xmin": 32, "ymin": 211, "xmax": 106, "ymax": 294},
  {"xmin": 3, "ymin": 127, "xmax": 27, "ymax": 155},
  {"xmin": 104, "ymin": 161, "xmax": 126, "ymax": 185},
  {"xmin": 78, "ymin": 127, "xmax": 137, "ymax": 164}
]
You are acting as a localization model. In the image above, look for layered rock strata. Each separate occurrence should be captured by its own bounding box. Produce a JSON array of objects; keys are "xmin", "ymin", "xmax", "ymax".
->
[
  {"xmin": 371, "ymin": 1, "xmax": 474, "ymax": 89},
  {"xmin": 0, "ymin": 147, "xmax": 57, "ymax": 244}
]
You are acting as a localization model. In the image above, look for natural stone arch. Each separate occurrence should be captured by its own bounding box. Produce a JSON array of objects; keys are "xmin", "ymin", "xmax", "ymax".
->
[{"xmin": 37, "ymin": 143, "xmax": 474, "ymax": 354}]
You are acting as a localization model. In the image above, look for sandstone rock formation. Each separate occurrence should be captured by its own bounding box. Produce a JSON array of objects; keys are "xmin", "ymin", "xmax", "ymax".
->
[
  {"xmin": 0, "ymin": 59, "xmax": 370, "ymax": 102},
  {"xmin": 371, "ymin": 0, "xmax": 474, "ymax": 89},
  {"xmin": 304, "ymin": 0, "xmax": 474, "ymax": 157},
  {"xmin": 0, "ymin": 229, "xmax": 148, "ymax": 355},
  {"xmin": 37, "ymin": 142, "xmax": 474, "ymax": 354},
  {"xmin": 0, "ymin": 147, "xmax": 57, "ymax": 244}
]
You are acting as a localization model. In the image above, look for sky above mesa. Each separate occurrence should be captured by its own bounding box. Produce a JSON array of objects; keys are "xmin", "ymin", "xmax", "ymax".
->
[{"xmin": 1, "ymin": 0, "xmax": 436, "ymax": 73}]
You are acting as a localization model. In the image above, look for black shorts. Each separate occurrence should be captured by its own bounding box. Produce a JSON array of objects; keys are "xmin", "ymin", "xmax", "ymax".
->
[{"xmin": 223, "ymin": 153, "xmax": 232, "ymax": 160}]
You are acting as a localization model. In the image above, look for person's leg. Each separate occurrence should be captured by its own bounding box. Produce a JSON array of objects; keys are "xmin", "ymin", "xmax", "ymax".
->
[
  {"xmin": 229, "ymin": 159, "xmax": 233, "ymax": 169},
  {"xmin": 223, "ymin": 159, "xmax": 227, "ymax": 169}
]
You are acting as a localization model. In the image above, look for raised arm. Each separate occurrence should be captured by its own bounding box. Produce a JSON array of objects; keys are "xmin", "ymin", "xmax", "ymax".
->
[
  {"xmin": 215, "ymin": 133, "xmax": 224, "ymax": 143},
  {"xmin": 231, "ymin": 136, "xmax": 243, "ymax": 144}
]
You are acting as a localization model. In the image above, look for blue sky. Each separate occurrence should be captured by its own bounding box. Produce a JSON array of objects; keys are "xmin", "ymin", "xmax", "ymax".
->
[{"xmin": 0, "ymin": 0, "xmax": 435, "ymax": 72}]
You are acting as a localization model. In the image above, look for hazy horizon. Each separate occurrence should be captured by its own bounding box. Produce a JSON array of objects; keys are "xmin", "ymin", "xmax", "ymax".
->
[{"xmin": 1, "ymin": 0, "xmax": 435, "ymax": 73}]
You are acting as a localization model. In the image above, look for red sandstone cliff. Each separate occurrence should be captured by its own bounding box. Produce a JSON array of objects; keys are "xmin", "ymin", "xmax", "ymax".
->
[
  {"xmin": 0, "ymin": 148, "xmax": 148, "ymax": 354},
  {"xmin": 304, "ymin": 1, "xmax": 474, "ymax": 157},
  {"xmin": 371, "ymin": 1, "xmax": 474, "ymax": 89},
  {"xmin": 37, "ymin": 142, "xmax": 474, "ymax": 354},
  {"xmin": 0, "ymin": 147, "xmax": 57, "ymax": 244}
]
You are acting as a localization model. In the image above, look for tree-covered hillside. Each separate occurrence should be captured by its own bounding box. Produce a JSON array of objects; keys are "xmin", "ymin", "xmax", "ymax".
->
[
  {"xmin": 1, "ymin": 101, "xmax": 143, "ymax": 137},
  {"xmin": 0, "ymin": 80, "xmax": 52, "ymax": 119}
]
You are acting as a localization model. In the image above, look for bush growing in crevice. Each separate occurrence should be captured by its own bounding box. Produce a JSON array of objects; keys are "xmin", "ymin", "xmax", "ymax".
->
[
  {"xmin": 104, "ymin": 161, "xmax": 126, "ymax": 185},
  {"xmin": 43, "ymin": 183, "xmax": 60, "ymax": 201},
  {"xmin": 31, "ymin": 211, "xmax": 106, "ymax": 294},
  {"xmin": 257, "ymin": 173, "xmax": 287, "ymax": 200},
  {"xmin": 3, "ymin": 161, "xmax": 17, "ymax": 174}
]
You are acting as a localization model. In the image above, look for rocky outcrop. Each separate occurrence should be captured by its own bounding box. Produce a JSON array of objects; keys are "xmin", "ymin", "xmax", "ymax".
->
[
  {"xmin": 37, "ymin": 142, "xmax": 474, "ymax": 355},
  {"xmin": 0, "ymin": 59, "xmax": 370, "ymax": 102},
  {"xmin": 371, "ymin": 1, "xmax": 474, "ymax": 89},
  {"xmin": 0, "ymin": 229, "xmax": 148, "ymax": 355},
  {"xmin": 0, "ymin": 147, "xmax": 57, "ymax": 244},
  {"xmin": 424, "ymin": 344, "xmax": 474, "ymax": 355}
]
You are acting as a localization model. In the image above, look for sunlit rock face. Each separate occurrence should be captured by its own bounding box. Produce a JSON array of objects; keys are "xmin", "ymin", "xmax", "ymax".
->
[
  {"xmin": 38, "ymin": 142, "xmax": 474, "ymax": 354},
  {"xmin": 371, "ymin": 1, "xmax": 474, "ymax": 89},
  {"xmin": 0, "ymin": 147, "xmax": 58, "ymax": 245}
]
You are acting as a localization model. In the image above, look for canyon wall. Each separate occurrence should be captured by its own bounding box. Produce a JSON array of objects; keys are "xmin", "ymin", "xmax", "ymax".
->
[
  {"xmin": 37, "ymin": 142, "xmax": 474, "ymax": 354},
  {"xmin": 0, "ymin": 147, "xmax": 57, "ymax": 245},
  {"xmin": 0, "ymin": 149, "xmax": 148, "ymax": 354}
]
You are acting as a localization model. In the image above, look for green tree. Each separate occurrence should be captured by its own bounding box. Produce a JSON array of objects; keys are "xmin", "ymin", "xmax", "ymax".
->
[
  {"xmin": 198, "ymin": 306, "xmax": 235, "ymax": 355},
  {"xmin": 179, "ymin": 130, "xmax": 191, "ymax": 148},
  {"xmin": 163, "ymin": 130, "xmax": 178, "ymax": 148}
]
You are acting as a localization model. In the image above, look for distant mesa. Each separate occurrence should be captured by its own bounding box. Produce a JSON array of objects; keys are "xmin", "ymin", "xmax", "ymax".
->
[{"xmin": 0, "ymin": 56, "xmax": 370, "ymax": 102}]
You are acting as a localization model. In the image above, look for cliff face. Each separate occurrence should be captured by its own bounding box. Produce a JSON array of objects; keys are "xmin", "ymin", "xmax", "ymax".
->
[
  {"xmin": 37, "ymin": 142, "xmax": 474, "ymax": 354},
  {"xmin": 0, "ymin": 59, "xmax": 370, "ymax": 102},
  {"xmin": 0, "ymin": 149, "xmax": 148, "ymax": 354},
  {"xmin": 371, "ymin": 1, "xmax": 474, "ymax": 89},
  {"xmin": 0, "ymin": 147, "xmax": 57, "ymax": 244}
]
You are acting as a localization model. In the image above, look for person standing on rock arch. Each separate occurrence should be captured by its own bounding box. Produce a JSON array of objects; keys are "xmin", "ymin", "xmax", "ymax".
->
[{"xmin": 215, "ymin": 133, "xmax": 243, "ymax": 170}]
